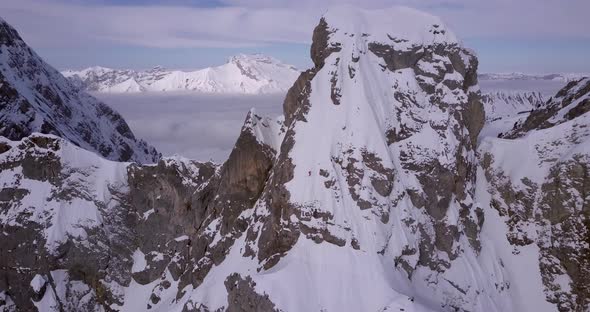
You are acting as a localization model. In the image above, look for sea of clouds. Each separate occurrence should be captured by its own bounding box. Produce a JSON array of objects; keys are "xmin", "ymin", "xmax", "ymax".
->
[
  {"xmin": 95, "ymin": 80, "xmax": 567, "ymax": 163},
  {"xmin": 95, "ymin": 92, "xmax": 284, "ymax": 163}
]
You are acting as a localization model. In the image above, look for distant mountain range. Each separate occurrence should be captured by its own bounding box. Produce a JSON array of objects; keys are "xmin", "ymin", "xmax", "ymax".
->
[
  {"xmin": 64, "ymin": 63, "xmax": 589, "ymax": 95},
  {"xmin": 62, "ymin": 54, "xmax": 300, "ymax": 94},
  {"xmin": 479, "ymin": 72, "xmax": 588, "ymax": 82}
]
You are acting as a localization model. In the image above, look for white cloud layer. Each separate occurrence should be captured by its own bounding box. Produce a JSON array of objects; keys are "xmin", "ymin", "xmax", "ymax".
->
[
  {"xmin": 96, "ymin": 78, "xmax": 564, "ymax": 162},
  {"xmin": 95, "ymin": 92, "xmax": 284, "ymax": 162},
  {"xmin": 1, "ymin": 0, "xmax": 589, "ymax": 50}
]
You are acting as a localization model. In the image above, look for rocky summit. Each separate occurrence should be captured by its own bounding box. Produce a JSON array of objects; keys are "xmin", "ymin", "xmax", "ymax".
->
[{"xmin": 0, "ymin": 6, "xmax": 589, "ymax": 312}]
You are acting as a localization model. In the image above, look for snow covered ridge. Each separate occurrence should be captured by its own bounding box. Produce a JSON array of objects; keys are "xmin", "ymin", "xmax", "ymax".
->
[
  {"xmin": 479, "ymin": 76, "xmax": 590, "ymax": 310},
  {"xmin": 0, "ymin": 17, "xmax": 160, "ymax": 163},
  {"xmin": 479, "ymin": 72, "xmax": 588, "ymax": 82},
  {"xmin": 62, "ymin": 54, "xmax": 300, "ymax": 94}
]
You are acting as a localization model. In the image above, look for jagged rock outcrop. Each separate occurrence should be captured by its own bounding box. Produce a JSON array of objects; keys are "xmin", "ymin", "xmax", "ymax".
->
[{"xmin": 0, "ymin": 17, "xmax": 159, "ymax": 163}]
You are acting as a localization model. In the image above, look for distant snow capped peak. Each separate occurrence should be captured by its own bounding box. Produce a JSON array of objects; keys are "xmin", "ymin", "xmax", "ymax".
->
[
  {"xmin": 62, "ymin": 54, "xmax": 300, "ymax": 94},
  {"xmin": 479, "ymin": 72, "xmax": 589, "ymax": 82},
  {"xmin": 229, "ymin": 53, "xmax": 275, "ymax": 64}
]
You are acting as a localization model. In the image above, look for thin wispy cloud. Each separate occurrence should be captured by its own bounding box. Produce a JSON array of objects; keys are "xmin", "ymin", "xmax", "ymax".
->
[
  {"xmin": 2, "ymin": 0, "xmax": 589, "ymax": 50},
  {"xmin": 1, "ymin": 0, "xmax": 316, "ymax": 48},
  {"xmin": 1, "ymin": 0, "xmax": 588, "ymax": 72}
]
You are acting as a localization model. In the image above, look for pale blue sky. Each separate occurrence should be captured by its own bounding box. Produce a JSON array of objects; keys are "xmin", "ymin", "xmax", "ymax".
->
[{"xmin": 2, "ymin": 0, "xmax": 589, "ymax": 73}]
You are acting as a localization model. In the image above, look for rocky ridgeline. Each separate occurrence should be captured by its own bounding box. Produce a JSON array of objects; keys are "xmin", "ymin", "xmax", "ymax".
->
[
  {"xmin": 1, "ymin": 7, "xmax": 589, "ymax": 312},
  {"xmin": 0, "ymin": 18, "xmax": 159, "ymax": 163}
]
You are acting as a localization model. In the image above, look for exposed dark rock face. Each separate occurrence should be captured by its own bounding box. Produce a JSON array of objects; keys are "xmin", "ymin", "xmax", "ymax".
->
[
  {"xmin": 360, "ymin": 31, "xmax": 485, "ymax": 278},
  {"xmin": 482, "ymin": 152, "xmax": 590, "ymax": 311},
  {"xmin": 0, "ymin": 17, "xmax": 159, "ymax": 163},
  {"xmin": 310, "ymin": 18, "xmax": 342, "ymax": 68},
  {"xmin": 224, "ymin": 274, "xmax": 279, "ymax": 312},
  {"xmin": 282, "ymin": 69, "xmax": 316, "ymax": 128},
  {"xmin": 244, "ymin": 132, "xmax": 299, "ymax": 269},
  {"xmin": 245, "ymin": 18, "xmax": 351, "ymax": 268},
  {"xmin": 121, "ymin": 111, "xmax": 281, "ymax": 307},
  {"xmin": 539, "ymin": 157, "xmax": 590, "ymax": 310},
  {"xmin": 0, "ymin": 135, "xmax": 137, "ymax": 311}
]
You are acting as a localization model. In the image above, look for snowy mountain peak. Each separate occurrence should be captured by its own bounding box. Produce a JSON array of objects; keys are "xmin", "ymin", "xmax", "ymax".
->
[
  {"xmin": 62, "ymin": 54, "xmax": 300, "ymax": 94},
  {"xmin": 323, "ymin": 6, "xmax": 459, "ymax": 48},
  {"xmin": 482, "ymin": 91, "xmax": 544, "ymax": 119},
  {"xmin": 0, "ymin": 16, "xmax": 159, "ymax": 163},
  {"xmin": 250, "ymin": 7, "xmax": 490, "ymax": 311}
]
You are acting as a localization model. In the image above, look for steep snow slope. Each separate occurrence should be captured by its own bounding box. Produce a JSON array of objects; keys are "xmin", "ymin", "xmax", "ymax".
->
[
  {"xmin": 478, "ymin": 77, "xmax": 590, "ymax": 310},
  {"xmin": 0, "ymin": 17, "xmax": 159, "ymax": 163},
  {"xmin": 62, "ymin": 54, "xmax": 300, "ymax": 94}
]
